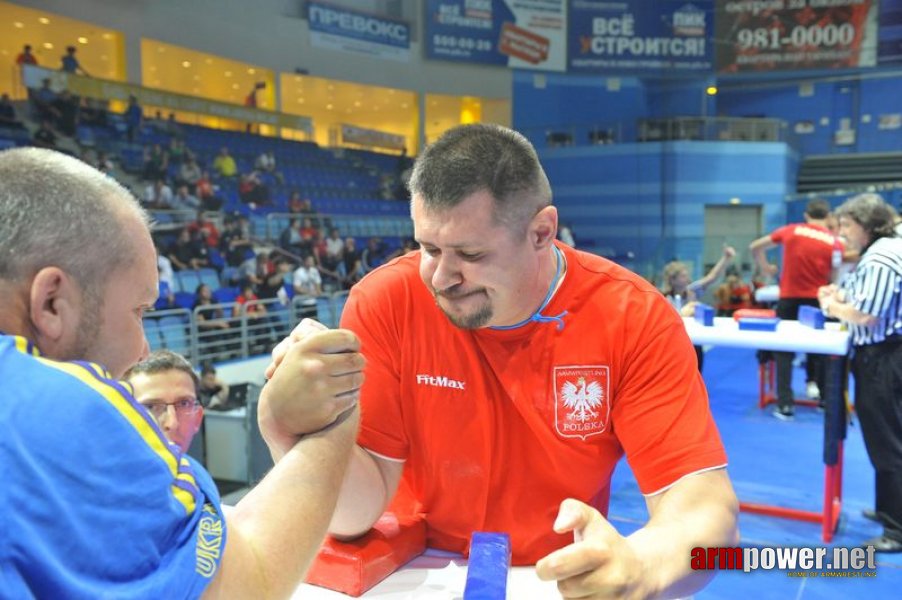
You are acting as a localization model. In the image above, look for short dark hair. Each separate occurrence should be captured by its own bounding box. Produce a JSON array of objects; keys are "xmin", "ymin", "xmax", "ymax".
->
[
  {"xmin": 804, "ymin": 198, "xmax": 830, "ymax": 220},
  {"xmin": 123, "ymin": 350, "xmax": 199, "ymax": 389},
  {"xmin": 408, "ymin": 124, "xmax": 552, "ymax": 229},
  {"xmin": 835, "ymin": 193, "xmax": 897, "ymax": 244}
]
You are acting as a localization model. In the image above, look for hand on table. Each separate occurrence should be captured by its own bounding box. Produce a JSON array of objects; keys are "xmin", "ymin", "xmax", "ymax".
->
[{"xmin": 536, "ymin": 499, "xmax": 649, "ymax": 600}]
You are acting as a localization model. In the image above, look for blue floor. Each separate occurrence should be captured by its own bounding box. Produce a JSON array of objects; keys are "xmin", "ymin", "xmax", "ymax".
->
[{"xmin": 607, "ymin": 346, "xmax": 901, "ymax": 598}]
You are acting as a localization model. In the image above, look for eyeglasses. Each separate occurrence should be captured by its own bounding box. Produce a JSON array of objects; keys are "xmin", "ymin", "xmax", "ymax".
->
[{"xmin": 140, "ymin": 398, "xmax": 199, "ymax": 420}]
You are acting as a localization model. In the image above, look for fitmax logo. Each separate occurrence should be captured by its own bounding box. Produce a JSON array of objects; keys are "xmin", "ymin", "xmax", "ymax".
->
[{"xmin": 416, "ymin": 374, "xmax": 466, "ymax": 390}]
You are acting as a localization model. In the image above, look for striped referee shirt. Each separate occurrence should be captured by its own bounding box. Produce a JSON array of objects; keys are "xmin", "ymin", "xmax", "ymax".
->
[{"xmin": 842, "ymin": 236, "xmax": 902, "ymax": 346}]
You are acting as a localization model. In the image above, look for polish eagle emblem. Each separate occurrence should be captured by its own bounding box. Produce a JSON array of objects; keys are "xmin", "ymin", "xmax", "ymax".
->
[{"xmin": 560, "ymin": 376, "xmax": 604, "ymax": 422}]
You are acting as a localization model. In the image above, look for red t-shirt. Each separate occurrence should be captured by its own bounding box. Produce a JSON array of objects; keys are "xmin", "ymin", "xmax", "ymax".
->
[
  {"xmin": 770, "ymin": 223, "xmax": 843, "ymax": 299},
  {"xmin": 341, "ymin": 243, "xmax": 727, "ymax": 564}
]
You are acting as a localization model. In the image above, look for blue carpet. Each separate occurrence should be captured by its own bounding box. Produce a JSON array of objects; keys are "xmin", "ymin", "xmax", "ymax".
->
[{"xmin": 607, "ymin": 346, "xmax": 901, "ymax": 598}]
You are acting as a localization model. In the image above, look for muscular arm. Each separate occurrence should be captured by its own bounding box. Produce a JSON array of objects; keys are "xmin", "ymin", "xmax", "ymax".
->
[
  {"xmin": 328, "ymin": 446, "xmax": 404, "ymax": 540},
  {"xmin": 202, "ymin": 410, "xmax": 359, "ymax": 600},
  {"xmin": 630, "ymin": 469, "xmax": 739, "ymax": 597},
  {"xmin": 749, "ymin": 235, "xmax": 777, "ymax": 275},
  {"xmin": 536, "ymin": 469, "xmax": 738, "ymax": 599}
]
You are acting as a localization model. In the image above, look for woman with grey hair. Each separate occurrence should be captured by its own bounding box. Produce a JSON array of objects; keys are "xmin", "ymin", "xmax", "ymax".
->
[{"xmin": 818, "ymin": 193, "xmax": 902, "ymax": 552}]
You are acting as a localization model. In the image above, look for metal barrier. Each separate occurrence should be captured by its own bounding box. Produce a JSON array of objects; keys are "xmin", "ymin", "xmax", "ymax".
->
[
  {"xmin": 146, "ymin": 292, "xmax": 352, "ymax": 363},
  {"xmin": 265, "ymin": 212, "xmax": 412, "ymax": 243}
]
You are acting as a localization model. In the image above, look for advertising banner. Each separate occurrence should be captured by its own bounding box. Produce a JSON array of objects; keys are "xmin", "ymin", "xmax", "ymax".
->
[
  {"xmin": 568, "ymin": 0, "xmax": 714, "ymax": 73},
  {"xmin": 424, "ymin": 0, "xmax": 567, "ymax": 71},
  {"xmin": 308, "ymin": 1, "xmax": 411, "ymax": 62},
  {"xmin": 715, "ymin": 0, "xmax": 877, "ymax": 73}
]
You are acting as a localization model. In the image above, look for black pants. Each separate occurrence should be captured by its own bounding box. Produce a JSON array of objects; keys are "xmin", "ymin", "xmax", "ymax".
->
[
  {"xmin": 775, "ymin": 298, "xmax": 824, "ymax": 409},
  {"xmin": 853, "ymin": 341, "xmax": 902, "ymax": 541}
]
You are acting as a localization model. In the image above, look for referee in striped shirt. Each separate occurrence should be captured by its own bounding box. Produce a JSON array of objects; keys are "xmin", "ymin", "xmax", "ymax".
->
[{"xmin": 818, "ymin": 193, "xmax": 902, "ymax": 553}]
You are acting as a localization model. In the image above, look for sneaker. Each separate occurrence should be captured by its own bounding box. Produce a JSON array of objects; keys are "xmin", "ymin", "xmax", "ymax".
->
[
  {"xmin": 806, "ymin": 381, "xmax": 820, "ymax": 400},
  {"xmin": 773, "ymin": 406, "xmax": 795, "ymax": 421}
]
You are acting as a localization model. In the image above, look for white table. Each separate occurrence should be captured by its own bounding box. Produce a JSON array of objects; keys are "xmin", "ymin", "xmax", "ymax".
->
[
  {"xmin": 293, "ymin": 549, "xmax": 560, "ymax": 599},
  {"xmin": 683, "ymin": 316, "xmax": 850, "ymax": 542},
  {"xmin": 683, "ymin": 317, "xmax": 849, "ymax": 355}
]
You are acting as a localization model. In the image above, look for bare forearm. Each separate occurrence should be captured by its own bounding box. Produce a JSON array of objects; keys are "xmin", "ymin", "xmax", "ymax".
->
[
  {"xmin": 211, "ymin": 409, "xmax": 360, "ymax": 600},
  {"xmin": 628, "ymin": 471, "xmax": 739, "ymax": 599},
  {"xmin": 328, "ymin": 446, "xmax": 397, "ymax": 540}
]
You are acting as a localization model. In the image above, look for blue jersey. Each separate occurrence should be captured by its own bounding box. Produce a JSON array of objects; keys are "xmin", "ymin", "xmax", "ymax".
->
[{"xmin": 0, "ymin": 335, "xmax": 226, "ymax": 599}]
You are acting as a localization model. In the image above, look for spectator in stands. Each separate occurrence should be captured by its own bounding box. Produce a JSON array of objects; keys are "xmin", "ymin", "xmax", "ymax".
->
[
  {"xmin": 279, "ymin": 218, "xmax": 304, "ymax": 257},
  {"xmin": 170, "ymin": 184, "xmax": 201, "ymax": 213},
  {"xmin": 142, "ymin": 143, "xmax": 168, "ymax": 181},
  {"xmin": 220, "ymin": 216, "xmax": 252, "ymax": 268},
  {"xmin": 324, "ymin": 228, "xmax": 344, "ymax": 262},
  {"xmin": 31, "ymin": 119, "xmax": 57, "ymax": 150},
  {"xmin": 51, "ymin": 89, "xmax": 78, "ymax": 137},
  {"xmin": 60, "ymin": 45, "xmax": 90, "ymax": 76},
  {"xmin": 751, "ymin": 198, "xmax": 843, "ymax": 419},
  {"xmin": 187, "ymin": 210, "xmax": 219, "ymax": 248},
  {"xmin": 167, "ymin": 227, "xmax": 209, "ymax": 271},
  {"xmin": 361, "ymin": 236, "xmax": 388, "ymax": 273},
  {"xmin": 143, "ymin": 178, "xmax": 173, "ymax": 210},
  {"xmin": 713, "ymin": 268, "xmax": 752, "ymax": 317},
  {"xmin": 123, "ymin": 95, "xmax": 142, "ymax": 143},
  {"xmin": 199, "ymin": 363, "xmax": 229, "ymax": 409},
  {"xmin": 124, "ymin": 350, "xmax": 204, "ymax": 453},
  {"xmin": 341, "ymin": 237, "xmax": 365, "ymax": 288},
  {"xmin": 30, "ymin": 78, "xmax": 59, "ymax": 123},
  {"xmin": 287, "ymin": 190, "xmax": 304, "ymax": 214},
  {"xmin": 194, "ymin": 283, "xmax": 235, "ymax": 358},
  {"xmin": 168, "ymin": 137, "xmax": 187, "ymax": 166},
  {"xmin": 255, "ymin": 150, "xmax": 283, "ymax": 184},
  {"xmin": 165, "ymin": 112, "xmax": 183, "ymax": 138},
  {"xmin": 213, "ymin": 146, "xmax": 237, "ymax": 178},
  {"xmin": 195, "ymin": 169, "xmax": 223, "ymax": 211},
  {"xmin": 234, "ymin": 282, "xmax": 273, "ymax": 352},
  {"xmin": 15, "ymin": 44, "xmax": 37, "ymax": 68},
  {"xmin": 238, "ymin": 253, "xmax": 268, "ymax": 288},
  {"xmin": 178, "ymin": 155, "xmax": 202, "ymax": 192},
  {"xmin": 78, "ymin": 97, "xmax": 108, "ymax": 127},
  {"xmin": 0, "ymin": 93, "xmax": 24, "ymax": 130},
  {"xmin": 660, "ymin": 245, "xmax": 736, "ymax": 370},
  {"xmin": 238, "ymin": 170, "xmax": 270, "ymax": 207},
  {"xmin": 299, "ymin": 197, "xmax": 317, "ymax": 216},
  {"xmin": 244, "ymin": 81, "xmax": 266, "ymax": 109},
  {"xmin": 293, "ymin": 255, "xmax": 323, "ymax": 299}
]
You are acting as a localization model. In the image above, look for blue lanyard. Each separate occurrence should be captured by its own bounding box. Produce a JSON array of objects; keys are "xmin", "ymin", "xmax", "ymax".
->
[{"xmin": 489, "ymin": 245, "xmax": 568, "ymax": 332}]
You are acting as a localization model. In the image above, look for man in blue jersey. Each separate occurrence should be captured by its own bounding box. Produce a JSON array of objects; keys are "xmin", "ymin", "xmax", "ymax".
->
[{"xmin": 0, "ymin": 147, "xmax": 364, "ymax": 598}]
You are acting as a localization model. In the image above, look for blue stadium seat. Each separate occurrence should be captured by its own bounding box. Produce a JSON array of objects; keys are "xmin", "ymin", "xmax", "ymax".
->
[
  {"xmin": 177, "ymin": 270, "xmax": 202, "ymax": 294},
  {"xmin": 173, "ymin": 292, "xmax": 195, "ymax": 310},
  {"xmin": 158, "ymin": 315, "xmax": 190, "ymax": 356},
  {"xmin": 142, "ymin": 318, "xmax": 165, "ymax": 351},
  {"xmin": 212, "ymin": 286, "xmax": 239, "ymax": 304},
  {"xmin": 197, "ymin": 268, "xmax": 220, "ymax": 290}
]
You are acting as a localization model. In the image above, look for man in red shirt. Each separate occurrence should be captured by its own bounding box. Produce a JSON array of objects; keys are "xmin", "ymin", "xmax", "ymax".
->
[
  {"xmin": 750, "ymin": 199, "xmax": 843, "ymax": 419},
  {"xmin": 270, "ymin": 124, "xmax": 738, "ymax": 597}
]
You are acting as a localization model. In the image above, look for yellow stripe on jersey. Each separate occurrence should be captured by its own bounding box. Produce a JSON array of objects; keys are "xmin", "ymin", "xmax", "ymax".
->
[
  {"xmin": 36, "ymin": 357, "xmax": 198, "ymax": 515},
  {"xmin": 13, "ymin": 337, "xmax": 39, "ymax": 356}
]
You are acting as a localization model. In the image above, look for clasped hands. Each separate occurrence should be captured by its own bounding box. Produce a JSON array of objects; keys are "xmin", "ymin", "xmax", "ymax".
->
[{"xmin": 258, "ymin": 318, "xmax": 365, "ymax": 450}]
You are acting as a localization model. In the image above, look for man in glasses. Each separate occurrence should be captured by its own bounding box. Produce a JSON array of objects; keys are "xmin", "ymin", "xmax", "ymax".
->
[{"xmin": 125, "ymin": 350, "xmax": 204, "ymax": 453}]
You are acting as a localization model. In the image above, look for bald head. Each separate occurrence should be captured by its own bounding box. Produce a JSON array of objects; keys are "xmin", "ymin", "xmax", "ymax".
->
[{"xmin": 0, "ymin": 148, "xmax": 150, "ymax": 289}]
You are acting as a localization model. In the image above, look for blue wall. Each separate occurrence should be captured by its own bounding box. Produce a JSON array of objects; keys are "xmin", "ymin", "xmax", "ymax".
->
[
  {"xmin": 539, "ymin": 142, "xmax": 796, "ymax": 279},
  {"xmin": 717, "ymin": 74, "xmax": 902, "ymax": 155}
]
